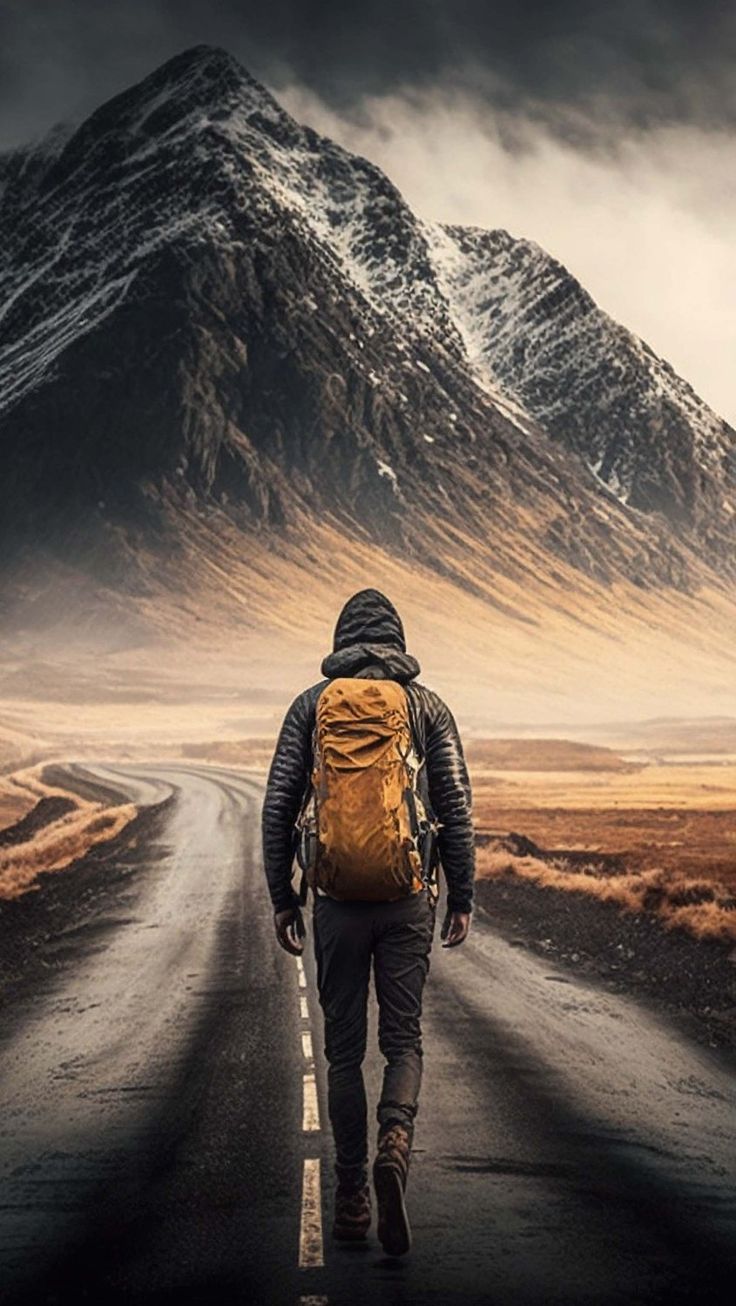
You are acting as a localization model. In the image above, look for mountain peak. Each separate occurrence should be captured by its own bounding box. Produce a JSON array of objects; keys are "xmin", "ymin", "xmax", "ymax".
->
[
  {"xmin": 149, "ymin": 44, "xmax": 265, "ymax": 100},
  {"xmin": 1, "ymin": 44, "xmax": 734, "ymax": 615},
  {"xmin": 135, "ymin": 44, "xmax": 291, "ymax": 130},
  {"xmin": 162, "ymin": 43, "xmax": 244, "ymax": 75},
  {"xmin": 17, "ymin": 44, "xmax": 301, "ymax": 201}
]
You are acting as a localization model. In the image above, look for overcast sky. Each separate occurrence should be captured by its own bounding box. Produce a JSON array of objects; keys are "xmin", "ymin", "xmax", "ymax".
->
[{"xmin": 2, "ymin": 1, "xmax": 735, "ymax": 422}]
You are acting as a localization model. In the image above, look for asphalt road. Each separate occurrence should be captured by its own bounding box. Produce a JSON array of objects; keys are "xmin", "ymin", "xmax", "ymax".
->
[{"xmin": 1, "ymin": 763, "xmax": 735, "ymax": 1306}]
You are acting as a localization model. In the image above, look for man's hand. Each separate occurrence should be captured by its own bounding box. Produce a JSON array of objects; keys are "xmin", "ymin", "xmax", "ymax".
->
[
  {"xmin": 274, "ymin": 905, "xmax": 306, "ymax": 956},
  {"xmin": 441, "ymin": 909, "xmax": 471, "ymax": 948}
]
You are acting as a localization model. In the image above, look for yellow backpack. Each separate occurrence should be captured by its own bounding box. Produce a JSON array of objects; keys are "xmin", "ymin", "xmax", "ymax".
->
[{"xmin": 296, "ymin": 677, "xmax": 438, "ymax": 902}]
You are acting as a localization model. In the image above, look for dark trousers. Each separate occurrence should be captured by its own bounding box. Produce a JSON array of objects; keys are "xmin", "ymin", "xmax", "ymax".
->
[{"xmin": 312, "ymin": 889, "xmax": 436, "ymax": 1189}]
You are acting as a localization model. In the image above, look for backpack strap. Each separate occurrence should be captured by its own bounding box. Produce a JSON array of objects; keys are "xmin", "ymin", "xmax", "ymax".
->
[
  {"xmin": 405, "ymin": 683, "xmax": 425, "ymax": 761},
  {"xmin": 404, "ymin": 684, "xmax": 441, "ymax": 904}
]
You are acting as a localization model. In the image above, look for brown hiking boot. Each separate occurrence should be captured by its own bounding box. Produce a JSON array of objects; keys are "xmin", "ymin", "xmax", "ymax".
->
[
  {"xmin": 332, "ymin": 1181, "xmax": 372, "ymax": 1241},
  {"xmin": 373, "ymin": 1123, "xmax": 412, "ymax": 1257}
]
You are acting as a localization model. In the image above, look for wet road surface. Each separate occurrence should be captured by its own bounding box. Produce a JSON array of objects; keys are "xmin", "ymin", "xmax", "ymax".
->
[{"xmin": 0, "ymin": 763, "xmax": 734, "ymax": 1305}]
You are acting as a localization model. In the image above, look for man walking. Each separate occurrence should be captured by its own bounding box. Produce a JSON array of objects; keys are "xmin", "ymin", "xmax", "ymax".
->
[{"xmin": 261, "ymin": 589, "xmax": 474, "ymax": 1256}]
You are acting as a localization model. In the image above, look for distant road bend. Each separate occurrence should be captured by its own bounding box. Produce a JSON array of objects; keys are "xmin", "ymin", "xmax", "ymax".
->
[{"xmin": 0, "ymin": 762, "xmax": 734, "ymax": 1305}]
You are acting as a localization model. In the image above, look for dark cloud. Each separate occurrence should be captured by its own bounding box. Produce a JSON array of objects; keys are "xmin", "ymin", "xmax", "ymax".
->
[{"xmin": 0, "ymin": 0, "xmax": 735, "ymax": 147}]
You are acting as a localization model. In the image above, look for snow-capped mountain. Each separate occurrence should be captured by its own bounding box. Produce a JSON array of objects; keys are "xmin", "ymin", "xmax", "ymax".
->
[
  {"xmin": 0, "ymin": 43, "xmax": 733, "ymax": 613},
  {"xmin": 429, "ymin": 224, "xmax": 735, "ymax": 530}
]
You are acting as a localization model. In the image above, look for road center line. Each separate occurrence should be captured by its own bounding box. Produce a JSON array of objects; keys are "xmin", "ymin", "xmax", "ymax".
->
[
  {"xmin": 299, "ymin": 1158, "xmax": 324, "ymax": 1268},
  {"xmin": 301, "ymin": 1030, "xmax": 313, "ymax": 1061},
  {"xmin": 300, "ymin": 995, "xmax": 309, "ymax": 1020},
  {"xmin": 303, "ymin": 1071, "xmax": 321, "ymax": 1132}
]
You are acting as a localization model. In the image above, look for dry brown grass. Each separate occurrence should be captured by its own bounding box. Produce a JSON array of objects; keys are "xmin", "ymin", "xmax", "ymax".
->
[
  {"xmin": 473, "ymin": 799, "xmax": 736, "ymax": 881},
  {"xmin": 472, "ymin": 737, "xmax": 736, "ymax": 944},
  {"xmin": 0, "ymin": 765, "xmax": 137, "ymax": 900},
  {"xmin": 476, "ymin": 845, "xmax": 736, "ymax": 943},
  {"xmin": 470, "ymin": 735, "xmax": 736, "ymax": 896},
  {"xmin": 470, "ymin": 763, "xmax": 736, "ymax": 812}
]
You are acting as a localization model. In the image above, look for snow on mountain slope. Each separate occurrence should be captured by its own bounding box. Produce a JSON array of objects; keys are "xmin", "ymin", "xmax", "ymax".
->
[
  {"xmin": 0, "ymin": 42, "xmax": 733, "ymax": 605},
  {"xmin": 429, "ymin": 224, "xmax": 735, "ymax": 533},
  {"xmin": 0, "ymin": 45, "xmax": 462, "ymax": 426}
]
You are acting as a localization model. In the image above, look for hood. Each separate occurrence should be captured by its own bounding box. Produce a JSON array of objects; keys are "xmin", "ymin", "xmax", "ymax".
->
[{"xmin": 320, "ymin": 588, "xmax": 420, "ymax": 683}]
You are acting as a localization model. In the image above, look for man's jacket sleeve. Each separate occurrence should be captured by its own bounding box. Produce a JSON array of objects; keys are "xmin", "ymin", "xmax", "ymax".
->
[
  {"xmin": 261, "ymin": 689, "xmax": 314, "ymax": 913},
  {"xmin": 424, "ymin": 694, "xmax": 475, "ymax": 914}
]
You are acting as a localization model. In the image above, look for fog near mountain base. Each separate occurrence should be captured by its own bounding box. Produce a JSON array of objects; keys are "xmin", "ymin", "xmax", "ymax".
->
[{"xmin": 278, "ymin": 84, "xmax": 736, "ymax": 427}]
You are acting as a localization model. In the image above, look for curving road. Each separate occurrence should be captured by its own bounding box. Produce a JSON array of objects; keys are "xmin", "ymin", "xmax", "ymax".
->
[{"xmin": 0, "ymin": 763, "xmax": 734, "ymax": 1305}]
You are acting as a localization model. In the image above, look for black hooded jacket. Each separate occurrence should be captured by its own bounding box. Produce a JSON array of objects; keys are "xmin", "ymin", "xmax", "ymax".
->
[{"xmin": 260, "ymin": 589, "xmax": 476, "ymax": 914}]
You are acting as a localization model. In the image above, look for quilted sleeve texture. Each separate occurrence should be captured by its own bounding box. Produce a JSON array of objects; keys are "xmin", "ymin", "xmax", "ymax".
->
[
  {"xmin": 423, "ymin": 690, "xmax": 476, "ymax": 913},
  {"xmin": 261, "ymin": 687, "xmax": 315, "ymax": 912}
]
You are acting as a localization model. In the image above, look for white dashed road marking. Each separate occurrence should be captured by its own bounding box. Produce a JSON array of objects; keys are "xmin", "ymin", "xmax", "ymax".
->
[
  {"xmin": 296, "ymin": 953, "xmax": 326, "ymax": 1289},
  {"xmin": 302, "ymin": 1071, "xmax": 321, "ymax": 1133},
  {"xmin": 298, "ymin": 1157, "xmax": 324, "ymax": 1268},
  {"xmin": 299, "ymin": 1157, "xmax": 324, "ymax": 1268}
]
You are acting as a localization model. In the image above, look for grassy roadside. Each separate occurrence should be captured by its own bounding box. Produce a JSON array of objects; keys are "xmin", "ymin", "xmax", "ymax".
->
[
  {"xmin": 474, "ymin": 867, "xmax": 736, "ymax": 1053},
  {"xmin": 0, "ymin": 764, "xmax": 139, "ymax": 900},
  {"xmin": 0, "ymin": 795, "xmax": 174, "ymax": 1007}
]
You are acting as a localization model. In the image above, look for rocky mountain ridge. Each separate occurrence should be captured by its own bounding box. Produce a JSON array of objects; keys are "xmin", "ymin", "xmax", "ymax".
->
[
  {"xmin": 431, "ymin": 224, "xmax": 734, "ymax": 530},
  {"xmin": 0, "ymin": 43, "xmax": 733, "ymax": 621}
]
